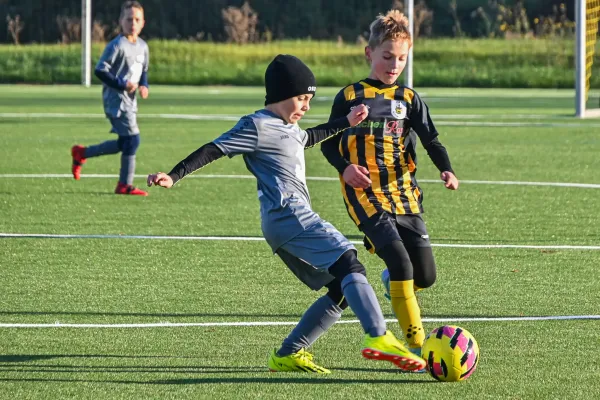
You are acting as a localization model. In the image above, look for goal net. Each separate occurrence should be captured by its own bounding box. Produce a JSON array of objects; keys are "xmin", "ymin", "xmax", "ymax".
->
[{"xmin": 576, "ymin": 0, "xmax": 600, "ymax": 117}]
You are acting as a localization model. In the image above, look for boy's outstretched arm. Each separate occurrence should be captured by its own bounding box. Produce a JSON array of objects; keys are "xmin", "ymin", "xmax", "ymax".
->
[
  {"xmin": 147, "ymin": 143, "xmax": 224, "ymax": 188},
  {"xmin": 304, "ymin": 104, "xmax": 368, "ymax": 148},
  {"xmin": 149, "ymin": 116, "xmax": 259, "ymax": 189}
]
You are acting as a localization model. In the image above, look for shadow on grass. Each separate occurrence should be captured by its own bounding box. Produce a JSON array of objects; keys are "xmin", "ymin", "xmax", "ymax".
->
[
  {"xmin": 0, "ymin": 354, "xmax": 435, "ymax": 384},
  {"xmin": 1, "ymin": 363, "xmax": 428, "ymax": 375},
  {"xmin": 0, "ymin": 352, "xmax": 441, "ymax": 385},
  {"xmin": 0, "ymin": 376, "xmax": 434, "ymax": 384}
]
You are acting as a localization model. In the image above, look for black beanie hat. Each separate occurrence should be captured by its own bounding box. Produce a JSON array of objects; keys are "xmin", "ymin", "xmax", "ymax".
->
[{"xmin": 264, "ymin": 54, "xmax": 317, "ymax": 105}]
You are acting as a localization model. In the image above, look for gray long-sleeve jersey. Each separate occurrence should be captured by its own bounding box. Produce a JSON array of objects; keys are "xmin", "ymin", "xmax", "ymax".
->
[{"xmin": 95, "ymin": 35, "xmax": 149, "ymax": 117}]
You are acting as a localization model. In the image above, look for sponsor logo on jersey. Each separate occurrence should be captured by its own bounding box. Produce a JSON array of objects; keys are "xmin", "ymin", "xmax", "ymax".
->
[
  {"xmin": 384, "ymin": 120, "xmax": 403, "ymax": 135},
  {"xmin": 355, "ymin": 120, "xmax": 384, "ymax": 128}
]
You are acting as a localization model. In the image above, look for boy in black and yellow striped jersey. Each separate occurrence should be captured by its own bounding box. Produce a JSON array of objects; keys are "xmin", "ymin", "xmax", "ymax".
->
[{"xmin": 321, "ymin": 10, "xmax": 459, "ymax": 359}]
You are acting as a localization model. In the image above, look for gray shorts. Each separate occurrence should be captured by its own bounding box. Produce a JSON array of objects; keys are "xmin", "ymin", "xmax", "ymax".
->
[
  {"xmin": 108, "ymin": 112, "xmax": 139, "ymax": 136},
  {"xmin": 276, "ymin": 220, "xmax": 355, "ymax": 290}
]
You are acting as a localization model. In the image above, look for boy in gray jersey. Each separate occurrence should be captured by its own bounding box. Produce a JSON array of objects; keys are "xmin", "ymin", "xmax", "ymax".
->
[
  {"xmin": 147, "ymin": 55, "xmax": 426, "ymax": 374},
  {"xmin": 71, "ymin": 1, "xmax": 149, "ymax": 196}
]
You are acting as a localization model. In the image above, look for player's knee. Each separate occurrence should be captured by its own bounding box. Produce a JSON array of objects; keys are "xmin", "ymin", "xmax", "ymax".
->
[
  {"xmin": 325, "ymin": 281, "xmax": 349, "ymax": 310},
  {"xmin": 328, "ymin": 250, "xmax": 366, "ymax": 281},
  {"xmin": 413, "ymin": 271, "xmax": 435, "ymax": 290},
  {"xmin": 414, "ymin": 268, "xmax": 436, "ymax": 289},
  {"xmin": 117, "ymin": 135, "xmax": 140, "ymax": 156}
]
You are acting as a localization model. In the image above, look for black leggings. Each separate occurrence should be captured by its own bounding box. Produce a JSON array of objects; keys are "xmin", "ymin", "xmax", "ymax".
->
[
  {"xmin": 377, "ymin": 241, "xmax": 436, "ymax": 289},
  {"xmin": 324, "ymin": 250, "xmax": 367, "ymax": 309}
]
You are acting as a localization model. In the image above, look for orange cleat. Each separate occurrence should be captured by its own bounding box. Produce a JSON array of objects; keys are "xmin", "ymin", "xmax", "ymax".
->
[
  {"xmin": 71, "ymin": 145, "xmax": 87, "ymax": 180},
  {"xmin": 115, "ymin": 182, "xmax": 148, "ymax": 196}
]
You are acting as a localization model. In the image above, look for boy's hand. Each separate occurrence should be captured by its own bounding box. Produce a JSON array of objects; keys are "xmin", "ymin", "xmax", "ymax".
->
[
  {"xmin": 346, "ymin": 104, "xmax": 369, "ymax": 127},
  {"xmin": 343, "ymin": 164, "xmax": 371, "ymax": 189},
  {"xmin": 139, "ymin": 86, "xmax": 149, "ymax": 99},
  {"xmin": 147, "ymin": 172, "xmax": 173, "ymax": 188},
  {"xmin": 125, "ymin": 81, "xmax": 139, "ymax": 94},
  {"xmin": 441, "ymin": 171, "xmax": 459, "ymax": 190}
]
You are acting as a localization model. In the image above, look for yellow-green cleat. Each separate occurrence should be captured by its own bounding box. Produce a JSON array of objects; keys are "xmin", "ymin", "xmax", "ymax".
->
[
  {"xmin": 362, "ymin": 330, "xmax": 427, "ymax": 372},
  {"xmin": 268, "ymin": 348, "xmax": 331, "ymax": 374}
]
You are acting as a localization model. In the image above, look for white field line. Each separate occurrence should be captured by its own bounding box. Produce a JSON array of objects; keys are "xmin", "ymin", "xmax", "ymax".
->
[
  {"xmin": 2, "ymin": 112, "xmax": 600, "ymax": 127},
  {"xmin": 1, "ymin": 233, "xmax": 599, "ymax": 250},
  {"xmin": 1, "ymin": 315, "xmax": 599, "ymax": 328},
  {"xmin": 1, "ymin": 173, "xmax": 599, "ymax": 189}
]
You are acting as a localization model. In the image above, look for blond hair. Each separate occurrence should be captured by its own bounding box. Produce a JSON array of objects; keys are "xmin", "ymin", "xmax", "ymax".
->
[{"xmin": 367, "ymin": 10, "xmax": 412, "ymax": 49}]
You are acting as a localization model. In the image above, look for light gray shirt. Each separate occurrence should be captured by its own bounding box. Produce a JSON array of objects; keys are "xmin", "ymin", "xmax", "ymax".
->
[
  {"xmin": 213, "ymin": 109, "xmax": 322, "ymax": 251},
  {"xmin": 95, "ymin": 35, "xmax": 149, "ymax": 117}
]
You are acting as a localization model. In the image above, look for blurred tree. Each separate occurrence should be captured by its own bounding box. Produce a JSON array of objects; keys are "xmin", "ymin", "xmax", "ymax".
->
[
  {"xmin": 6, "ymin": 14, "xmax": 24, "ymax": 44},
  {"xmin": 0, "ymin": 0, "xmax": 576, "ymax": 43}
]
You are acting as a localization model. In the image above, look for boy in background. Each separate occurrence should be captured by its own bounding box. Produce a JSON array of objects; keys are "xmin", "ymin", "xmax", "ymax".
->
[
  {"xmin": 321, "ymin": 10, "xmax": 459, "ymax": 360},
  {"xmin": 71, "ymin": 1, "xmax": 149, "ymax": 196},
  {"xmin": 148, "ymin": 54, "xmax": 426, "ymax": 374}
]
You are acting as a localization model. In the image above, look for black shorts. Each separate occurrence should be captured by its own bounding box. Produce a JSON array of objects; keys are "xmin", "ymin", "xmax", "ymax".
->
[{"xmin": 360, "ymin": 212, "xmax": 431, "ymax": 254}]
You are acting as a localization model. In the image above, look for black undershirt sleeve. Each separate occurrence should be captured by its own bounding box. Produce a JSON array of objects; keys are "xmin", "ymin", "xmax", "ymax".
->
[
  {"xmin": 320, "ymin": 90, "xmax": 353, "ymax": 174},
  {"xmin": 167, "ymin": 142, "xmax": 225, "ymax": 185},
  {"xmin": 422, "ymin": 138, "xmax": 454, "ymax": 174},
  {"xmin": 410, "ymin": 91, "xmax": 455, "ymax": 174},
  {"xmin": 304, "ymin": 117, "xmax": 350, "ymax": 148}
]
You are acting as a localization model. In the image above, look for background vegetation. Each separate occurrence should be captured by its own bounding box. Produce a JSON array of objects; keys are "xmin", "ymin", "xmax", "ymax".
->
[{"xmin": 0, "ymin": 38, "xmax": 594, "ymax": 88}]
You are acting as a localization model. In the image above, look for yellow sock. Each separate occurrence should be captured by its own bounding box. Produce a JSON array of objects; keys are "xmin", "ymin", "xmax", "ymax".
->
[{"xmin": 389, "ymin": 280, "xmax": 425, "ymax": 348}]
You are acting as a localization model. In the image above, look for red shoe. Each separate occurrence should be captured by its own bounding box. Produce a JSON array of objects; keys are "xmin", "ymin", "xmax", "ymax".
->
[
  {"xmin": 115, "ymin": 182, "xmax": 148, "ymax": 196},
  {"xmin": 71, "ymin": 145, "xmax": 87, "ymax": 180}
]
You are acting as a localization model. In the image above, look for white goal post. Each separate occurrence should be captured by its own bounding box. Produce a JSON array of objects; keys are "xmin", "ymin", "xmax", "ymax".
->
[
  {"xmin": 404, "ymin": 0, "xmax": 414, "ymax": 88},
  {"xmin": 575, "ymin": 0, "xmax": 600, "ymax": 118},
  {"xmin": 81, "ymin": 0, "xmax": 92, "ymax": 87}
]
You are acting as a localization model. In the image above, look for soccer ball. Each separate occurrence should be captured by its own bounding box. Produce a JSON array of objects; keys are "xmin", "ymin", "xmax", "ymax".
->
[{"xmin": 422, "ymin": 325, "xmax": 479, "ymax": 382}]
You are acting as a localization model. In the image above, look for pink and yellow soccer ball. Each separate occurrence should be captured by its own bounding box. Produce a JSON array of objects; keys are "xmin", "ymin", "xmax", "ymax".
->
[{"xmin": 422, "ymin": 325, "xmax": 480, "ymax": 382}]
